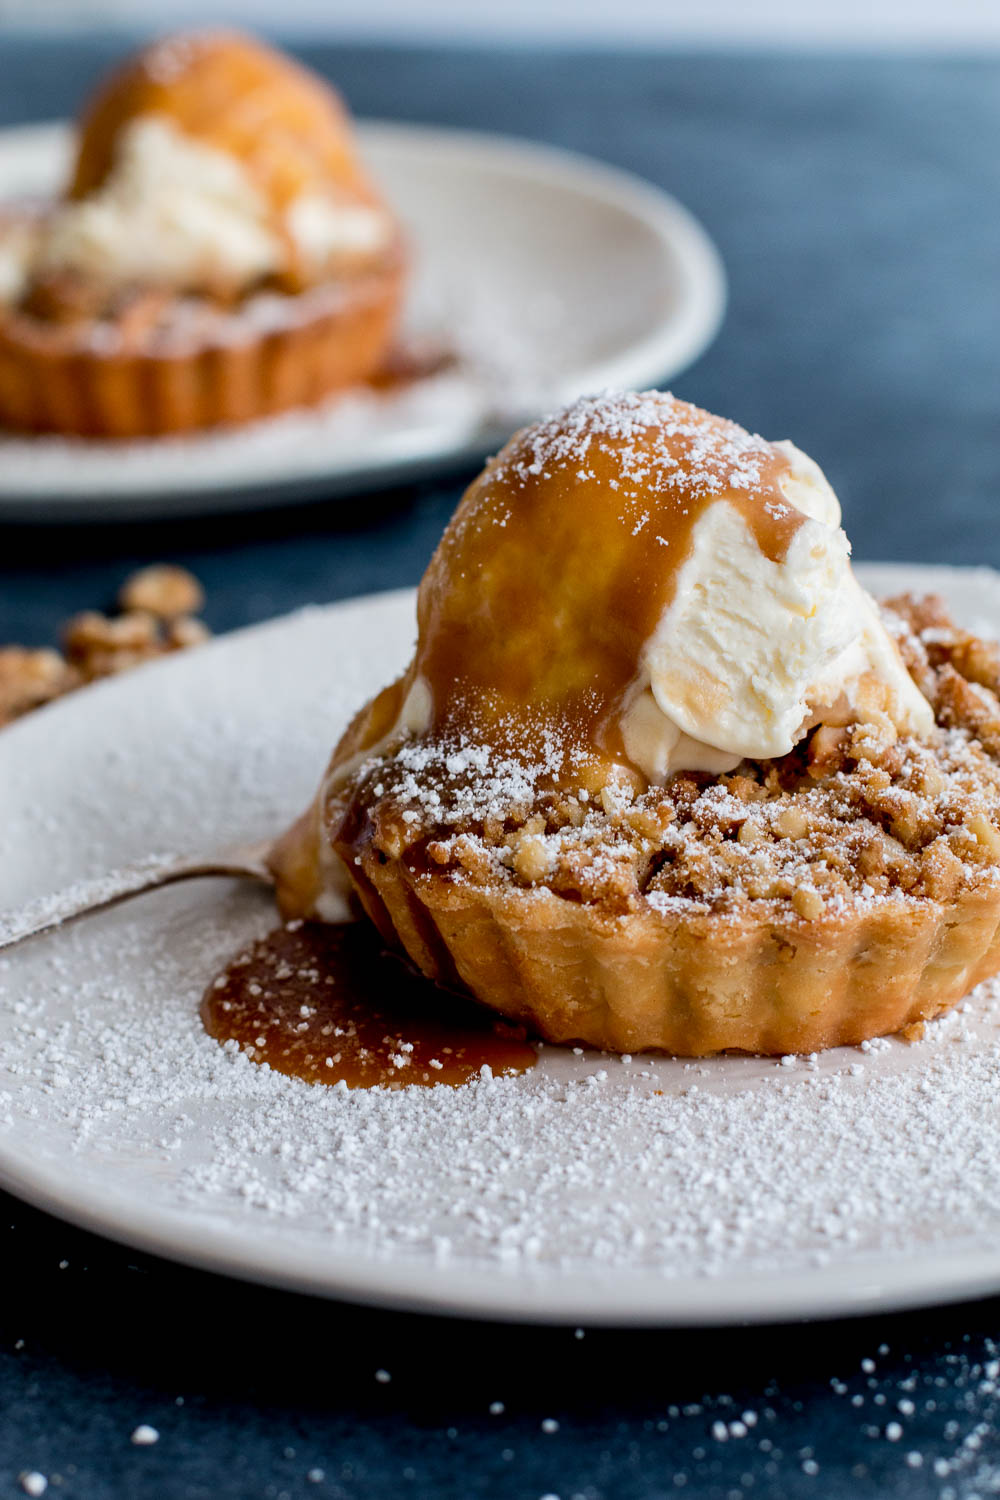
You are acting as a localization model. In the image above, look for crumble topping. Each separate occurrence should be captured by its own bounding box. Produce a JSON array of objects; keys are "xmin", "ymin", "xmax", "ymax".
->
[
  {"xmin": 0, "ymin": 249, "xmax": 394, "ymax": 352},
  {"xmin": 334, "ymin": 595, "xmax": 1000, "ymax": 918}
]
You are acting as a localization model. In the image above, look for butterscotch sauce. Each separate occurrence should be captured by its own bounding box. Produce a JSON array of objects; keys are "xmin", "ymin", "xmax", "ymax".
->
[
  {"xmin": 202, "ymin": 921, "xmax": 537, "ymax": 1089},
  {"xmin": 419, "ymin": 393, "xmax": 803, "ymax": 765},
  {"xmin": 366, "ymin": 342, "xmax": 455, "ymax": 394},
  {"xmin": 328, "ymin": 392, "xmax": 807, "ymax": 800},
  {"xmin": 71, "ymin": 31, "xmax": 372, "ymax": 211}
]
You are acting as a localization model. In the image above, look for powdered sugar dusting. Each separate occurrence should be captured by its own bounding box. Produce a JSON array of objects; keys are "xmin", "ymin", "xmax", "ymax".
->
[
  {"xmin": 140, "ymin": 31, "xmax": 214, "ymax": 87},
  {"xmin": 382, "ymin": 723, "xmax": 574, "ymax": 827},
  {"xmin": 498, "ymin": 390, "xmax": 791, "ymax": 544},
  {"xmin": 505, "ymin": 390, "xmax": 772, "ymax": 492}
]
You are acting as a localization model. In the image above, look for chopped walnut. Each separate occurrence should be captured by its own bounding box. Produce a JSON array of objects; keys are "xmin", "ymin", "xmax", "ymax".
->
[
  {"xmin": 165, "ymin": 616, "xmax": 211, "ymax": 649},
  {"xmin": 737, "ymin": 820, "xmax": 765, "ymax": 847},
  {"xmin": 64, "ymin": 609, "xmax": 159, "ymax": 658},
  {"xmin": 967, "ymin": 811, "xmax": 1000, "ymax": 858},
  {"xmin": 64, "ymin": 610, "xmax": 164, "ymax": 681},
  {"xmin": 119, "ymin": 565, "xmax": 205, "ymax": 621},
  {"xmin": 510, "ymin": 831, "xmax": 551, "ymax": 883},
  {"xmin": 918, "ymin": 838, "xmax": 964, "ymax": 901},
  {"xmin": 807, "ymin": 724, "xmax": 849, "ymax": 777},
  {"xmin": 2, "ymin": 566, "xmax": 210, "ymax": 727},
  {"xmin": 849, "ymin": 716, "xmax": 902, "ymax": 773},
  {"xmin": 0, "ymin": 647, "xmax": 81, "ymax": 727},
  {"xmin": 791, "ymin": 886, "xmax": 824, "ymax": 920},
  {"xmin": 774, "ymin": 806, "xmax": 809, "ymax": 840},
  {"xmin": 883, "ymin": 593, "xmax": 954, "ymax": 635},
  {"xmin": 940, "ymin": 634, "xmax": 1000, "ymax": 695},
  {"xmin": 934, "ymin": 665, "xmax": 1000, "ymax": 758}
]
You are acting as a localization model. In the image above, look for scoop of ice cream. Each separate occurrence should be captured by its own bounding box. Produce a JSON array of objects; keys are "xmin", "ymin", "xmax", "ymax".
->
[
  {"xmin": 70, "ymin": 31, "xmax": 369, "ymax": 201},
  {"xmin": 407, "ymin": 390, "xmax": 933, "ymax": 784},
  {"xmin": 39, "ymin": 115, "xmax": 282, "ymax": 292},
  {"xmin": 34, "ymin": 114, "xmax": 391, "ymax": 295},
  {"xmin": 621, "ymin": 439, "xmax": 933, "ymax": 779}
]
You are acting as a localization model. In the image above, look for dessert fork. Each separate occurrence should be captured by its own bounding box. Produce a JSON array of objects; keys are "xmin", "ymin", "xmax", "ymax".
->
[{"xmin": 0, "ymin": 839, "xmax": 274, "ymax": 953}]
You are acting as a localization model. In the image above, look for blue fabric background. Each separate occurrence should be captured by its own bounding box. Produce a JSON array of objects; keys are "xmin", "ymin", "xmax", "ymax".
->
[{"xmin": 1, "ymin": 36, "xmax": 999, "ymax": 1499}]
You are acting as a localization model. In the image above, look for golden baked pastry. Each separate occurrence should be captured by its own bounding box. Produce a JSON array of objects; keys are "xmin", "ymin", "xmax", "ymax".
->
[
  {"xmin": 0, "ymin": 31, "xmax": 404, "ymax": 437},
  {"xmin": 272, "ymin": 391, "xmax": 1000, "ymax": 1055}
]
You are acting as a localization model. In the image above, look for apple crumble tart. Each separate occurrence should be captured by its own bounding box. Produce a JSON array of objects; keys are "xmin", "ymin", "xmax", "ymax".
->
[{"xmin": 272, "ymin": 391, "xmax": 1000, "ymax": 1055}]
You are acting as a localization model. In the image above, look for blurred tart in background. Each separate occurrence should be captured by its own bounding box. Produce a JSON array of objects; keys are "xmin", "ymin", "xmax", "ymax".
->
[{"xmin": 0, "ymin": 30, "xmax": 405, "ymax": 437}]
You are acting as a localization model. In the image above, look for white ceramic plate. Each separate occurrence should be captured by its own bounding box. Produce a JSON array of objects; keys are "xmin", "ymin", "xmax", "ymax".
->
[
  {"xmin": 0, "ymin": 121, "xmax": 725, "ymax": 520},
  {"xmin": 4, "ymin": 563, "xmax": 1000, "ymax": 1327}
]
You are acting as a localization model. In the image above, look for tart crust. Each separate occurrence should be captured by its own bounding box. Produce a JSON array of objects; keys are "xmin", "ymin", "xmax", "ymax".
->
[
  {"xmin": 345, "ymin": 846, "xmax": 1000, "ymax": 1055},
  {"xmin": 0, "ymin": 246, "xmax": 404, "ymax": 438}
]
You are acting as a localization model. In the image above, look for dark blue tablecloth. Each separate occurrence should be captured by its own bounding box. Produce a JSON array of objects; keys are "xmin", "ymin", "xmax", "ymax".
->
[{"xmin": 2, "ymin": 35, "xmax": 1000, "ymax": 1499}]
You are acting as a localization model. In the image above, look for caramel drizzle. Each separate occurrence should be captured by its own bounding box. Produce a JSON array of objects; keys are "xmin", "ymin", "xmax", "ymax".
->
[{"xmin": 410, "ymin": 394, "xmax": 803, "ymax": 782}]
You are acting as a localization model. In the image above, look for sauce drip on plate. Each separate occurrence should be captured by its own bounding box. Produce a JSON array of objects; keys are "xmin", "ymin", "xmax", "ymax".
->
[
  {"xmin": 202, "ymin": 921, "xmax": 536, "ymax": 1089},
  {"xmin": 367, "ymin": 341, "xmax": 454, "ymax": 392}
]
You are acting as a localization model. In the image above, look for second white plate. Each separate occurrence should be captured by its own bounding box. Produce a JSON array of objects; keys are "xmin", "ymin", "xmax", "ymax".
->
[{"xmin": 0, "ymin": 120, "xmax": 725, "ymax": 519}]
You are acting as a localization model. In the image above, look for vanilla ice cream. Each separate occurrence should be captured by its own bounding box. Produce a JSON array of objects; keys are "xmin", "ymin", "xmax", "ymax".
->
[
  {"xmin": 621, "ymin": 439, "xmax": 934, "ymax": 781},
  {"xmin": 39, "ymin": 115, "xmax": 282, "ymax": 290},
  {"xmin": 9, "ymin": 113, "xmax": 392, "ymax": 299}
]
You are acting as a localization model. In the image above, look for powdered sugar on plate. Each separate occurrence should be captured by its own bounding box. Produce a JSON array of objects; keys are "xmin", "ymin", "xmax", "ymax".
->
[
  {"xmin": 4, "ymin": 890, "xmax": 1000, "ymax": 1290},
  {"xmin": 3, "ymin": 570, "xmax": 1000, "ymax": 1322}
]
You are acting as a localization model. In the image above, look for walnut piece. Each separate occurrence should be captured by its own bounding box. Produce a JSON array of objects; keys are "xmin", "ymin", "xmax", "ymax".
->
[
  {"xmin": 2, "ymin": 566, "xmax": 209, "ymax": 728},
  {"xmin": 0, "ymin": 647, "xmax": 80, "ymax": 727},
  {"xmin": 166, "ymin": 617, "xmax": 211, "ymax": 649},
  {"xmin": 118, "ymin": 565, "xmax": 205, "ymax": 620},
  {"xmin": 64, "ymin": 609, "xmax": 163, "ymax": 680}
]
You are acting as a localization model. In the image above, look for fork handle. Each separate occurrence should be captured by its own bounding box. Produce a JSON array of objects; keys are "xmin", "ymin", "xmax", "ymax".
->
[{"xmin": 0, "ymin": 841, "xmax": 274, "ymax": 952}]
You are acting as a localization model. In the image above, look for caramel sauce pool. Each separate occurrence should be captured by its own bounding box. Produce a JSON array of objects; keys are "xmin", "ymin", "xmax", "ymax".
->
[
  {"xmin": 367, "ymin": 342, "xmax": 455, "ymax": 393},
  {"xmin": 202, "ymin": 922, "xmax": 537, "ymax": 1089}
]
